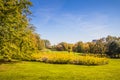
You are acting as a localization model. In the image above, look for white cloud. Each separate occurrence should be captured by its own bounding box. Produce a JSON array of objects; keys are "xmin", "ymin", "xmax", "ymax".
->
[{"xmin": 31, "ymin": 8, "xmax": 119, "ymax": 44}]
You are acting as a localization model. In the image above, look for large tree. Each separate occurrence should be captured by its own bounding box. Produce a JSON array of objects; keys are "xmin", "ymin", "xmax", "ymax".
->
[{"xmin": 0, "ymin": 0, "xmax": 35, "ymax": 59}]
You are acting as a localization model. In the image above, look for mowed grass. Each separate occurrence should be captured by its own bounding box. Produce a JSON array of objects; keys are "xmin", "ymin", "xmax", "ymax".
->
[{"xmin": 0, "ymin": 59, "xmax": 120, "ymax": 80}]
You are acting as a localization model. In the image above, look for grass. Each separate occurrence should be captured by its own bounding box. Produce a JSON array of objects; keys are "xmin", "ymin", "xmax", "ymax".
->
[{"xmin": 0, "ymin": 59, "xmax": 120, "ymax": 80}]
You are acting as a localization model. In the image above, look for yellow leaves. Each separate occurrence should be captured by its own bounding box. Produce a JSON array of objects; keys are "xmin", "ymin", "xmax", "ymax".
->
[{"xmin": 32, "ymin": 52, "xmax": 109, "ymax": 65}]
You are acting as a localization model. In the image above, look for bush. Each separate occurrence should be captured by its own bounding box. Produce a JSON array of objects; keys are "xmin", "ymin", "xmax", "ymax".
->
[
  {"xmin": 0, "ymin": 55, "xmax": 12, "ymax": 62},
  {"xmin": 32, "ymin": 52, "xmax": 109, "ymax": 65}
]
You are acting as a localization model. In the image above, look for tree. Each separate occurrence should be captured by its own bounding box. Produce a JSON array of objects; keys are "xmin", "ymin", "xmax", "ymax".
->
[
  {"xmin": 55, "ymin": 42, "xmax": 68, "ymax": 51},
  {"xmin": 0, "ymin": 0, "xmax": 34, "ymax": 59},
  {"xmin": 73, "ymin": 41, "xmax": 84, "ymax": 53},
  {"xmin": 68, "ymin": 44, "xmax": 73, "ymax": 53},
  {"xmin": 82, "ymin": 43, "xmax": 90, "ymax": 53},
  {"xmin": 106, "ymin": 41, "xmax": 120, "ymax": 58},
  {"xmin": 44, "ymin": 40, "xmax": 51, "ymax": 49},
  {"xmin": 87, "ymin": 42, "xmax": 95, "ymax": 53},
  {"xmin": 93, "ymin": 40, "xmax": 106, "ymax": 54}
]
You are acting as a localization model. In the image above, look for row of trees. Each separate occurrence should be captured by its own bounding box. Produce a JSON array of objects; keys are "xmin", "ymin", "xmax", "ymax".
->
[
  {"xmin": 0, "ymin": 0, "xmax": 51, "ymax": 60},
  {"xmin": 52, "ymin": 36, "xmax": 120, "ymax": 58}
]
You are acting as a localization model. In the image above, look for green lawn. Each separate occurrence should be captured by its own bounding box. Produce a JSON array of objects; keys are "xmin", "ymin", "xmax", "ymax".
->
[{"xmin": 0, "ymin": 59, "xmax": 120, "ymax": 80}]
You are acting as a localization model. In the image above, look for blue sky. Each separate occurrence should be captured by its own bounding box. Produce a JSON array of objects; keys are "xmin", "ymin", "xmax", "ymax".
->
[{"xmin": 30, "ymin": 0, "xmax": 120, "ymax": 45}]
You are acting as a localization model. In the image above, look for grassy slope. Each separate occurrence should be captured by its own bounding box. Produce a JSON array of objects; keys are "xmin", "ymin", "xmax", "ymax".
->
[{"xmin": 0, "ymin": 59, "xmax": 120, "ymax": 80}]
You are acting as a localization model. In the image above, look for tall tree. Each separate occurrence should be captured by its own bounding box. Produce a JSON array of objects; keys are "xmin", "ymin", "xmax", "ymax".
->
[{"xmin": 0, "ymin": 0, "xmax": 33, "ymax": 59}]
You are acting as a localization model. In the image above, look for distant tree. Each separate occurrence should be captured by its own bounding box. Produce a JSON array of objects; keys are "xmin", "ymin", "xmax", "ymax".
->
[
  {"xmin": 38, "ymin": 40, "xmax": 45, "ymax": 50},
  {"xmin": 94, "ymin": 40, "xmax": 106, "ymax": 54},
  {"xmin": 73, "ymin": 41, "xmax": 84, "ymax": 53},
  {"xmin": 44, "ymin": 40, "xmax": 51, "ymax": 49},
  {"xmin": 106, "ymin": 35, "xmax": 117, "ymax": 42},
  {"xmin": 68, "ymin": 44, "xmax": 73, "ymax": 53},
  {"xmin": 56, "ymin": 42, "xmax": 68, "ymax": 51},
  {"xmin": 83, "ymin": 43, "xmax": 90, "ymax": 53},
  {"xmin": 55, "ymin": 44, "xmax": 64, "ymax": 51},
  {"xmin": 106, "ymin": 40, "xmax": 120, "ymax": 58},
  {"xmin": 87, "ymin": 42, "xmax": 95, "ymax": 53}
]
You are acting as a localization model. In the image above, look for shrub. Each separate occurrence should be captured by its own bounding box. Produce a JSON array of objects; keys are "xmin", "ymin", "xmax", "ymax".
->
[
  {"xmin": 0, "ymin": 55, "xmax": 12, "ymax": 62},
  {"xmin": 32, "ymin": 52, "xmax": 109, "ymax": 65}
]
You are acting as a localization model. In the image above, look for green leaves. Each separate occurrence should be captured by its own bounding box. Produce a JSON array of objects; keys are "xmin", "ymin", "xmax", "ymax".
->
[{"xmin": 0, "ymin": 0, "xmax": 37, "ymax": 60}]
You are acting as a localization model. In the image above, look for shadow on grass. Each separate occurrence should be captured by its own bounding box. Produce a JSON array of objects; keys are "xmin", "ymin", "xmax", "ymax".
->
[{"xmin": 0, "ymin": 59, "xmax": 21, "ymax": 65}]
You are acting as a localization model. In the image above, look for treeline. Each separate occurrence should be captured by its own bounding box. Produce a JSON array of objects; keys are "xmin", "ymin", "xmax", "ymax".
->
[
  {"xmin": 0, "ymin": 0, "xmax": 50, "ymax": 60},
  {"xmin": 52, "ymin": 36, "xmax": 120, "ymax": 58}
]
